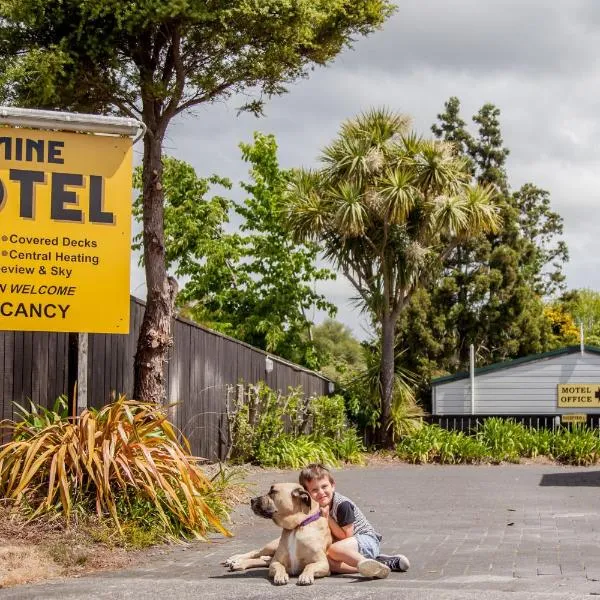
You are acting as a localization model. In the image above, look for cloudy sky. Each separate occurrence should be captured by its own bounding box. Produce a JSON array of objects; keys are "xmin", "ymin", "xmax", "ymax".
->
[{"xmin": 131, "ymin": 0, "xmax": 600, "ymax": 340}]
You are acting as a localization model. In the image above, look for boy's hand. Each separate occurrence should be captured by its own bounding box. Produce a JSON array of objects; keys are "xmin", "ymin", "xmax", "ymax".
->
[{"xmin": 319, "ymin": 505, "xmax": 330, "ymax": 518}]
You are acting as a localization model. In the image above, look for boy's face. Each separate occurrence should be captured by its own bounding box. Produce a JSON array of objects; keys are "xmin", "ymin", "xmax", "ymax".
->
[{"xmin": 304, "ymin": 476, "xmax": 335, "ymax": 508}]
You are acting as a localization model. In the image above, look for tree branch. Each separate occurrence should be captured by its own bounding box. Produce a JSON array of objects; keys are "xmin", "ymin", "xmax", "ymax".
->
[
  {"xmin": 342, "ymin": 266, "xmax": 373, "ymax": 308},
  {"xmin": 173, "ymin": 79, "xmax": 235, "ymax": 117},
  {"xmin": 163, "ymin": 25, "xmax": 186, "ymax": 121}
]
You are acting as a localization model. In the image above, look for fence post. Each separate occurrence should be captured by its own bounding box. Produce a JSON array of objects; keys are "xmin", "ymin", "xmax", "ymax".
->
[{"xmin": 77, "ymin": 333, "xmax": 88, "ymax": 415}]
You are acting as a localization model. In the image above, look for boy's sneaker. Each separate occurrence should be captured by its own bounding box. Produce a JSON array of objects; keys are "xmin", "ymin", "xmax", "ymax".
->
[
  {"xmin": 357, "ymin": 558, "xmax": 391, "ymax": 579},
  {"xmin": 376, "ymin": 553, "xmax": 410, "ymax": 572}
]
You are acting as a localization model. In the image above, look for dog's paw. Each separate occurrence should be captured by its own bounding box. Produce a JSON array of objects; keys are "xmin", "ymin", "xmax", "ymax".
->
[
  {"xmin": 273, "ymin": 572, "xmax": 289, "ymax": 586},
  {"xmin": 227, "ymin": 559, "xmax": 247, "ymax": 572},
  {"xmin": 222, "ymin": 555, "xmax": 245, "ymax": 570},
  {"xmin": 297, "ymin": 572, "xmax": 315, "ymax": 586}
]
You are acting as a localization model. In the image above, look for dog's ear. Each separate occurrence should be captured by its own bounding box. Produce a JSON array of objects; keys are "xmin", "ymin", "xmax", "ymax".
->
[{"xmin": 292, "ymin": 487, "xmax": 311, "ymax": 509}]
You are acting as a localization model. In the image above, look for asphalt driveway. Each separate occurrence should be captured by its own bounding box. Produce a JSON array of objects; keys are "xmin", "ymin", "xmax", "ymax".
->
[{"xmin": 2, "ymin": 463, "xmax": 600, "ymax": 600}]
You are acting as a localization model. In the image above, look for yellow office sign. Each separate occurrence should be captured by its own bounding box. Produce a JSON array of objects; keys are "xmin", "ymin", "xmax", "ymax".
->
[
  {"xmin": 0, "ymin": 127, "xmax": 132, "ymax": 333},
  {"xmin": 557, "ymin": 384, "xmax": 600, "ymax": 408},
  {"xmin": 561, "ymin": 414, "xmax": 587, "ymax": 424}
]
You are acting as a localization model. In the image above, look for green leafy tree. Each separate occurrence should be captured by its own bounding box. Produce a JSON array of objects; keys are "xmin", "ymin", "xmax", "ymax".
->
[
  {"xmin": 132, "ymin": 157, "xmax": 233, "ymax": 276},
  {"xmin": 312, "ymin": 319, "xmax": 365, "ymax": 380},
  {"xmin": 140, "ymin": 133, "xmax": 337, "ymax": 369},
  {"xmin": 557, "ymin": 288, "xmax": 600, "ymax": 346},
  {"xmin": 0, "ymin": 0, "xmax": 396, "ymax": 402},
  {"xmin": 284, "ymin": 108, "xmax": 500, "ymax": 445}
]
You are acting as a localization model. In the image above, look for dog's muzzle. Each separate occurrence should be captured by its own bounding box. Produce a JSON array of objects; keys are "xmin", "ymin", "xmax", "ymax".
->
[{"xmin": 251, "ymin": 495, "xmax": 277, "ymax": 519}]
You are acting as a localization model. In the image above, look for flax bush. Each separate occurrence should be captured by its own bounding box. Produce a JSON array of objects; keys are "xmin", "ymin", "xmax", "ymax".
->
[{"xmin": 0, "ymin": 396, "xmax": 230, "ymax": 541}]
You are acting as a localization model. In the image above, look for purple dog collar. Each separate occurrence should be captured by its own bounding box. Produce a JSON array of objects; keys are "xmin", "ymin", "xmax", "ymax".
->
[{"xmin": 298, "ymin": 512, "xmax": 321, "ymax": 528}]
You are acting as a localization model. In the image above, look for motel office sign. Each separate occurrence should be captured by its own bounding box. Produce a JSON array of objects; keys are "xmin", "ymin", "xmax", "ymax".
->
[
  {"xmin": 557, "ymin": 384, "xmax": 600, "ymax": 408},
  {"xmin": 0, "ymin": 122, "xmax": 133, "ymax": 333}
]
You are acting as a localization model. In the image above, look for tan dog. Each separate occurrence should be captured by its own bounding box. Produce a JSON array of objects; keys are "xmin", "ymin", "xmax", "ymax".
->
[{"xmin": 224, "ymin": 482, "xmax": 332, "ymax": 585}]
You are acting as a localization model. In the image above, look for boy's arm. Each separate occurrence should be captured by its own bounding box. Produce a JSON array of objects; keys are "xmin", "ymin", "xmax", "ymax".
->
[
  {"xmin": 324, "ymin": 500, "xmax": 355, "ymax": 540},
  {"xmin": 328, "ymin": 518, "xmax": 353, "ymax": 540}
]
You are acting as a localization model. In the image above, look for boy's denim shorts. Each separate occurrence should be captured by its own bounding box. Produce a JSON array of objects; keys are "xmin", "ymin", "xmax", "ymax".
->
[{"xmin": 355, "ymin": 533, "xmax": 381, "ymax": 559}]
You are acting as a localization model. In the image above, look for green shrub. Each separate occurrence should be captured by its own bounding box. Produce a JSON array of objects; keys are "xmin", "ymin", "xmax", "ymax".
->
[
  {"xmin": 228, "ymin": 384, "xmax": 364, "ymax": 467},
  {"xmin": 396, "ymin": 425, "xmax": 486, "ymax": 464},
  {"xmin": 438, "ymin": 430, "xmax": 486, "ymax": 464},
  {"xmin": 255, "ymin": 434, "xmax": 339, "ymax": 469},
  {"xmin": 333, "ymin": 428, "xmax": 366, "ymax": 464},
  {"xmin": 551, "ymin": 426, "xmax": 600, "ymax": 465},
  {"xmin": 395, "ymin": 420, "xmax": 600, "ymax": 466},
  {"xmin": 310, "ymin": 394, "xmax": 347, "ymax": 439},
  {"xmin": 12, "ymin": 395, "xmax": 70, "ymax": 436},
  {"xmin": 476, "ymin": 418, "xmax": 525, "ymax": 463},
  {"xmin": 520, "ymin": 427, "xmax": 554, "ymax": 458},
  {"xmin": 396, "ymin": 425, "xmax": 445, "ymax": 463}
]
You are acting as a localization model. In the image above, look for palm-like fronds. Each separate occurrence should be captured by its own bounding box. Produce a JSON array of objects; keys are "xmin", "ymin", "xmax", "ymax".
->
[
  {"xmin": 284, "ymin": 170, "xmax": 331, "ymax": 242},
  {"xmin": 412, "ymin": 139, "xmax": 469, "ymax": 194},
  {"xmin": 430, "ymin": 194, "xmax": 469, "ymax": 237},
  {"xmin": 378, "ymin": 167, "xmax": 417, "ymax": 223},
  {"xmin": 321, "ymin": 136, "xmax": 373, "ymax": 184},
  {"xmin": 331, "ymin": 181, "xmax": 368, "ymax": 237},
  {"xmin": 341, "ymin": 107, "xmax": 411, "ymax": 146},
  {"xmin": 459, "ymin": 184, "xmax": 502, "ymax": 236},
  {"xmin": 0, "ymin": 396, "xmax": 230, "ymax": 540}
]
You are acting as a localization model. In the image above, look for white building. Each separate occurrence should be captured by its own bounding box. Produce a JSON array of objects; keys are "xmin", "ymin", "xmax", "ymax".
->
[{"xmin": 432, "ymin": 345, "xmax": 600, "ymax": 421}]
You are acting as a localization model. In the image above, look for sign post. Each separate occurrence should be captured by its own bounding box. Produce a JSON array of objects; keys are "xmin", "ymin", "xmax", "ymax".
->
[{"xmin": 0, "ymin": 107, "xmax": 144, "ymax": 412}]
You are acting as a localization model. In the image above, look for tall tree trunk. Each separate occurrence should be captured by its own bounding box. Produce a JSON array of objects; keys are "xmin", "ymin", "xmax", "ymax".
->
[
  {"xmin": 133, "ymin": 127, "xmax": 175, "ymax": 403},
  {"xmin": 379, "ymin": 312, "xmax": 395, "ymax": 447}
]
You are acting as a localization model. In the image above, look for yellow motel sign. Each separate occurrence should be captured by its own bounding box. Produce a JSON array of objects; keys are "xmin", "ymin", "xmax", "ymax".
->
[
  {"xmin": 0, "ymin": 126, "xmax": 133, "ymax": 333},
  {"xmin": 557, "ymin": 384, "xmax": 600, "ymax": 408}
]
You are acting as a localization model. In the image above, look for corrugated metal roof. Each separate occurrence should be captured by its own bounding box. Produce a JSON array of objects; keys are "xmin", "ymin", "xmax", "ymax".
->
[{"xmin": 431, "ymin": 345, "xmax": 600, "ymax": 386}]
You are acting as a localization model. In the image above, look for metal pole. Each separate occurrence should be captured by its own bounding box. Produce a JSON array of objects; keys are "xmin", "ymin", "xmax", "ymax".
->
[
  {"xmin": 470, "ymin": 344, "xmax": 475, "ymax": 415},
  {"xmin": 77, "ymin": 333, "xmax": 88, "ymax": 415}
]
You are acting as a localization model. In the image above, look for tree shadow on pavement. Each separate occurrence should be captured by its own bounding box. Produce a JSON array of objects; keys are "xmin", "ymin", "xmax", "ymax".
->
[{"xmin": 539, "ymin": 471, "xmax": 600, "ymax": 486}]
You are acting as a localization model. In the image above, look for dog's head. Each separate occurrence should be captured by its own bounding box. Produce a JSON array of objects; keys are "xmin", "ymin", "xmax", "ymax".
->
[{"xmin": 251, "ymin": 482, "xmax": 314, "ymax": 529}]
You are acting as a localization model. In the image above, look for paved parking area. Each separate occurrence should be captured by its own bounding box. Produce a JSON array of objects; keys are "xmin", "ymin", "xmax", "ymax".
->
[{"xmin": 3, "ymin": 463, "xmax": 600, "ymax": 599}]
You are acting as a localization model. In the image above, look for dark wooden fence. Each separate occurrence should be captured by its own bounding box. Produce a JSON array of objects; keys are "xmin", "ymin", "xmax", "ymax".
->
[{"xmin": 0, "ymin": 296, "xmax": 332, "ymax": 460}]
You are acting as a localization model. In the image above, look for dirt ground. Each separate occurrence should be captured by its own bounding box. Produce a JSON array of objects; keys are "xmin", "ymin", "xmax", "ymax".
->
[
  {"xmin": 0, "ymin": 463, "xmax": 253, "ymax": 589},
  {"xmin": 0, "ymin": 509, "xmax": 148, "ymax": 588}
]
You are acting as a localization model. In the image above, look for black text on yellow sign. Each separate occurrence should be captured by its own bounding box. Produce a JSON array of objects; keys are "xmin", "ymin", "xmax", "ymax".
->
[
  {"xmin": 0, "ymin": 129, "xmax": 132, "ymax": 333},
  {"xmin": 557, "ymin": 384, "xmax": 600, "ymax": 408}
]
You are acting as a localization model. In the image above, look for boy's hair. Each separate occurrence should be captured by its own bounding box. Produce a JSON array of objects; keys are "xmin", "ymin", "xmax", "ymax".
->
[{"xmin": 299, "ymin": 463, "xmax": 335, "ymax": 487}]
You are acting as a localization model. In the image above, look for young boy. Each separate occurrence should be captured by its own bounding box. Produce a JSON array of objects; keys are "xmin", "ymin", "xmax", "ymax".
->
[{"xmin": 298, "ymin": 463, "xmax": 410, "ymax": 579}]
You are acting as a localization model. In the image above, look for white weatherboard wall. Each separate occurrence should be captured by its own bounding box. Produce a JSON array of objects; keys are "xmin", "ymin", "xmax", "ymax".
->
[{"xmin": 432, "ymin": 347, "xmax": 600, "ymax": 415}]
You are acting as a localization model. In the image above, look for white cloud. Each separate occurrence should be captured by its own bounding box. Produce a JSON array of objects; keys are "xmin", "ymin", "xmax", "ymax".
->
[{"xmin": 131, "ymin": 1, "xmax": 600, "ymax": 340}]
